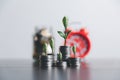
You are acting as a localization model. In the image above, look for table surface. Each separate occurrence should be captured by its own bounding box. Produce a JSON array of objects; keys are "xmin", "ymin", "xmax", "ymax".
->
[{"xmin": 0, "ymin": 59, "xmax": 120, "ymax": 80}]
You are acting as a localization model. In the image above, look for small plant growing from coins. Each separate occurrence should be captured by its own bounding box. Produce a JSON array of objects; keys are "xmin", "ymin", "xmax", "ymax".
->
[
  {"xmin": 57, "ymin": 52, "xmax": 62, "ymax": 62},
  {"xmin": 72, "ymin": 46, "xmax": 76, "ymax": 58},
  {"xmin": 43, "ymin": 43, "xmax": 47, "ymax": 56},
  {"xmin": 56, "ymin": 52, "xmax": 63, "ymax": 67},
  {"xmin": 57, "ymin": 16, "xmax": 71, "ymax": 61},
  {"xmin": 57, "ymin": 16, "xmax": 71, "ymax": 46},
  {"xmin": 69, "ymin": 45, "xmax": 80, "ymax": 67},
  {"xmin": 50, "ymin": 38, "xmax": 54, "ymax": 54}
]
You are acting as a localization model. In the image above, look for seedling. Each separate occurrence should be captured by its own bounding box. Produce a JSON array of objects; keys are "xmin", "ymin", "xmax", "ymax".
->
[
  {"xmin": 57, "ymin": 16, "xmax": 71, "ymax": 46},
  {"xmin": 57, "ymin": 52, "xmax": 62, "ymax": 62},
  {"xmin": 50, "ymin": 38, "xmax": 54, "ymax": 54},
  {"xmin": 43, "ymin": 43, "xmax": 47, "ymax": 56},
  {"xmin": 72, "ymin": 46, "xmax": 76, "ymax": 58}
]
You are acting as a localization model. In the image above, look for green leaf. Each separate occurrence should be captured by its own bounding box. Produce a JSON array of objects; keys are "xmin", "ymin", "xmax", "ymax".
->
[
  {"xmin": 43, "ymin": 43, "xmax": 47, "ymax": 54},
  {"xmin": 64, "ymin": 30, "xmax": 71, "ymax": 39},
  {"xmin": 67, "ymin": 30, "xmax": 71, "ymax": 36},
  {"xmin": 72, "ymin": 46, "xmax": 76, "ymax": 55},
  {"xmin": 65, "ymin": 33, "xmax": 67, "ymax": 39},
  {"xmin": 50, "ymin": 38, "xmax": 54, "ymax": 53},
  {"xmin": 62, "ymin": 16, "xmax": 68, "ymax": 29},
  {"xmin": 58, "ymin": 52, "xmax": 62, "ymax": 61},
  {"xmin": 57, "ymin": 31, "xmax": 65, "ymax": 39}
]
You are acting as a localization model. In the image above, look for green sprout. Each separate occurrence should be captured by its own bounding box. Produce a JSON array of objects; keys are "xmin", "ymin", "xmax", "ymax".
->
[
  {"xmin": 63, "ymin": 16, "xmax": 68, "ymax": 29},
  {"xmin": 57, "ymin": 52, "xmax": 62, "ymax": 62},
  {"xmin": 50, "ymin": 38, "xmax": 54, "ymax": 53},
  {"xmin": 43, "ymin": 43, "xmax": 47, "ymax": 56},
  {"xmin": 57, "ymin": 16, "xmax": 71, "ymax": 46},
  {"xmin": 72, "ymin": 46, "xmax": 76, "ymax": 58}
]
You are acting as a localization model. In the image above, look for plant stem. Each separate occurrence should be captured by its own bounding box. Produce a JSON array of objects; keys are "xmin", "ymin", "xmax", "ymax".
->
[
  {"xmin": 64, "ymin": 38, "xmax": 66, "ymax": 46},
  {"xmin": 64, "ymin": 31, "xmax": 67, "ymax": 46}
]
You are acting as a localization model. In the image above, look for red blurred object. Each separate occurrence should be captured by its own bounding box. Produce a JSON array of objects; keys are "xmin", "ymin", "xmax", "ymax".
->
[{"xmin": 66, "ymin": 28, "xmax": 91, "ymax": 58}]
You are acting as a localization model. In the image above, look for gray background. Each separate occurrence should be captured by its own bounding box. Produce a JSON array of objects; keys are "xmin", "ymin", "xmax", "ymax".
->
[{"xmin": 0, "ymin": 0, "xmax": 120, "ymax": 59}]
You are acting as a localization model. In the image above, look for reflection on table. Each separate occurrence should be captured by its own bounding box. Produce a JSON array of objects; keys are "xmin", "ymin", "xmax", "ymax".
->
[{"xmin": 0, "ymin": 59, "xmax": 120, "ymax": 80}]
